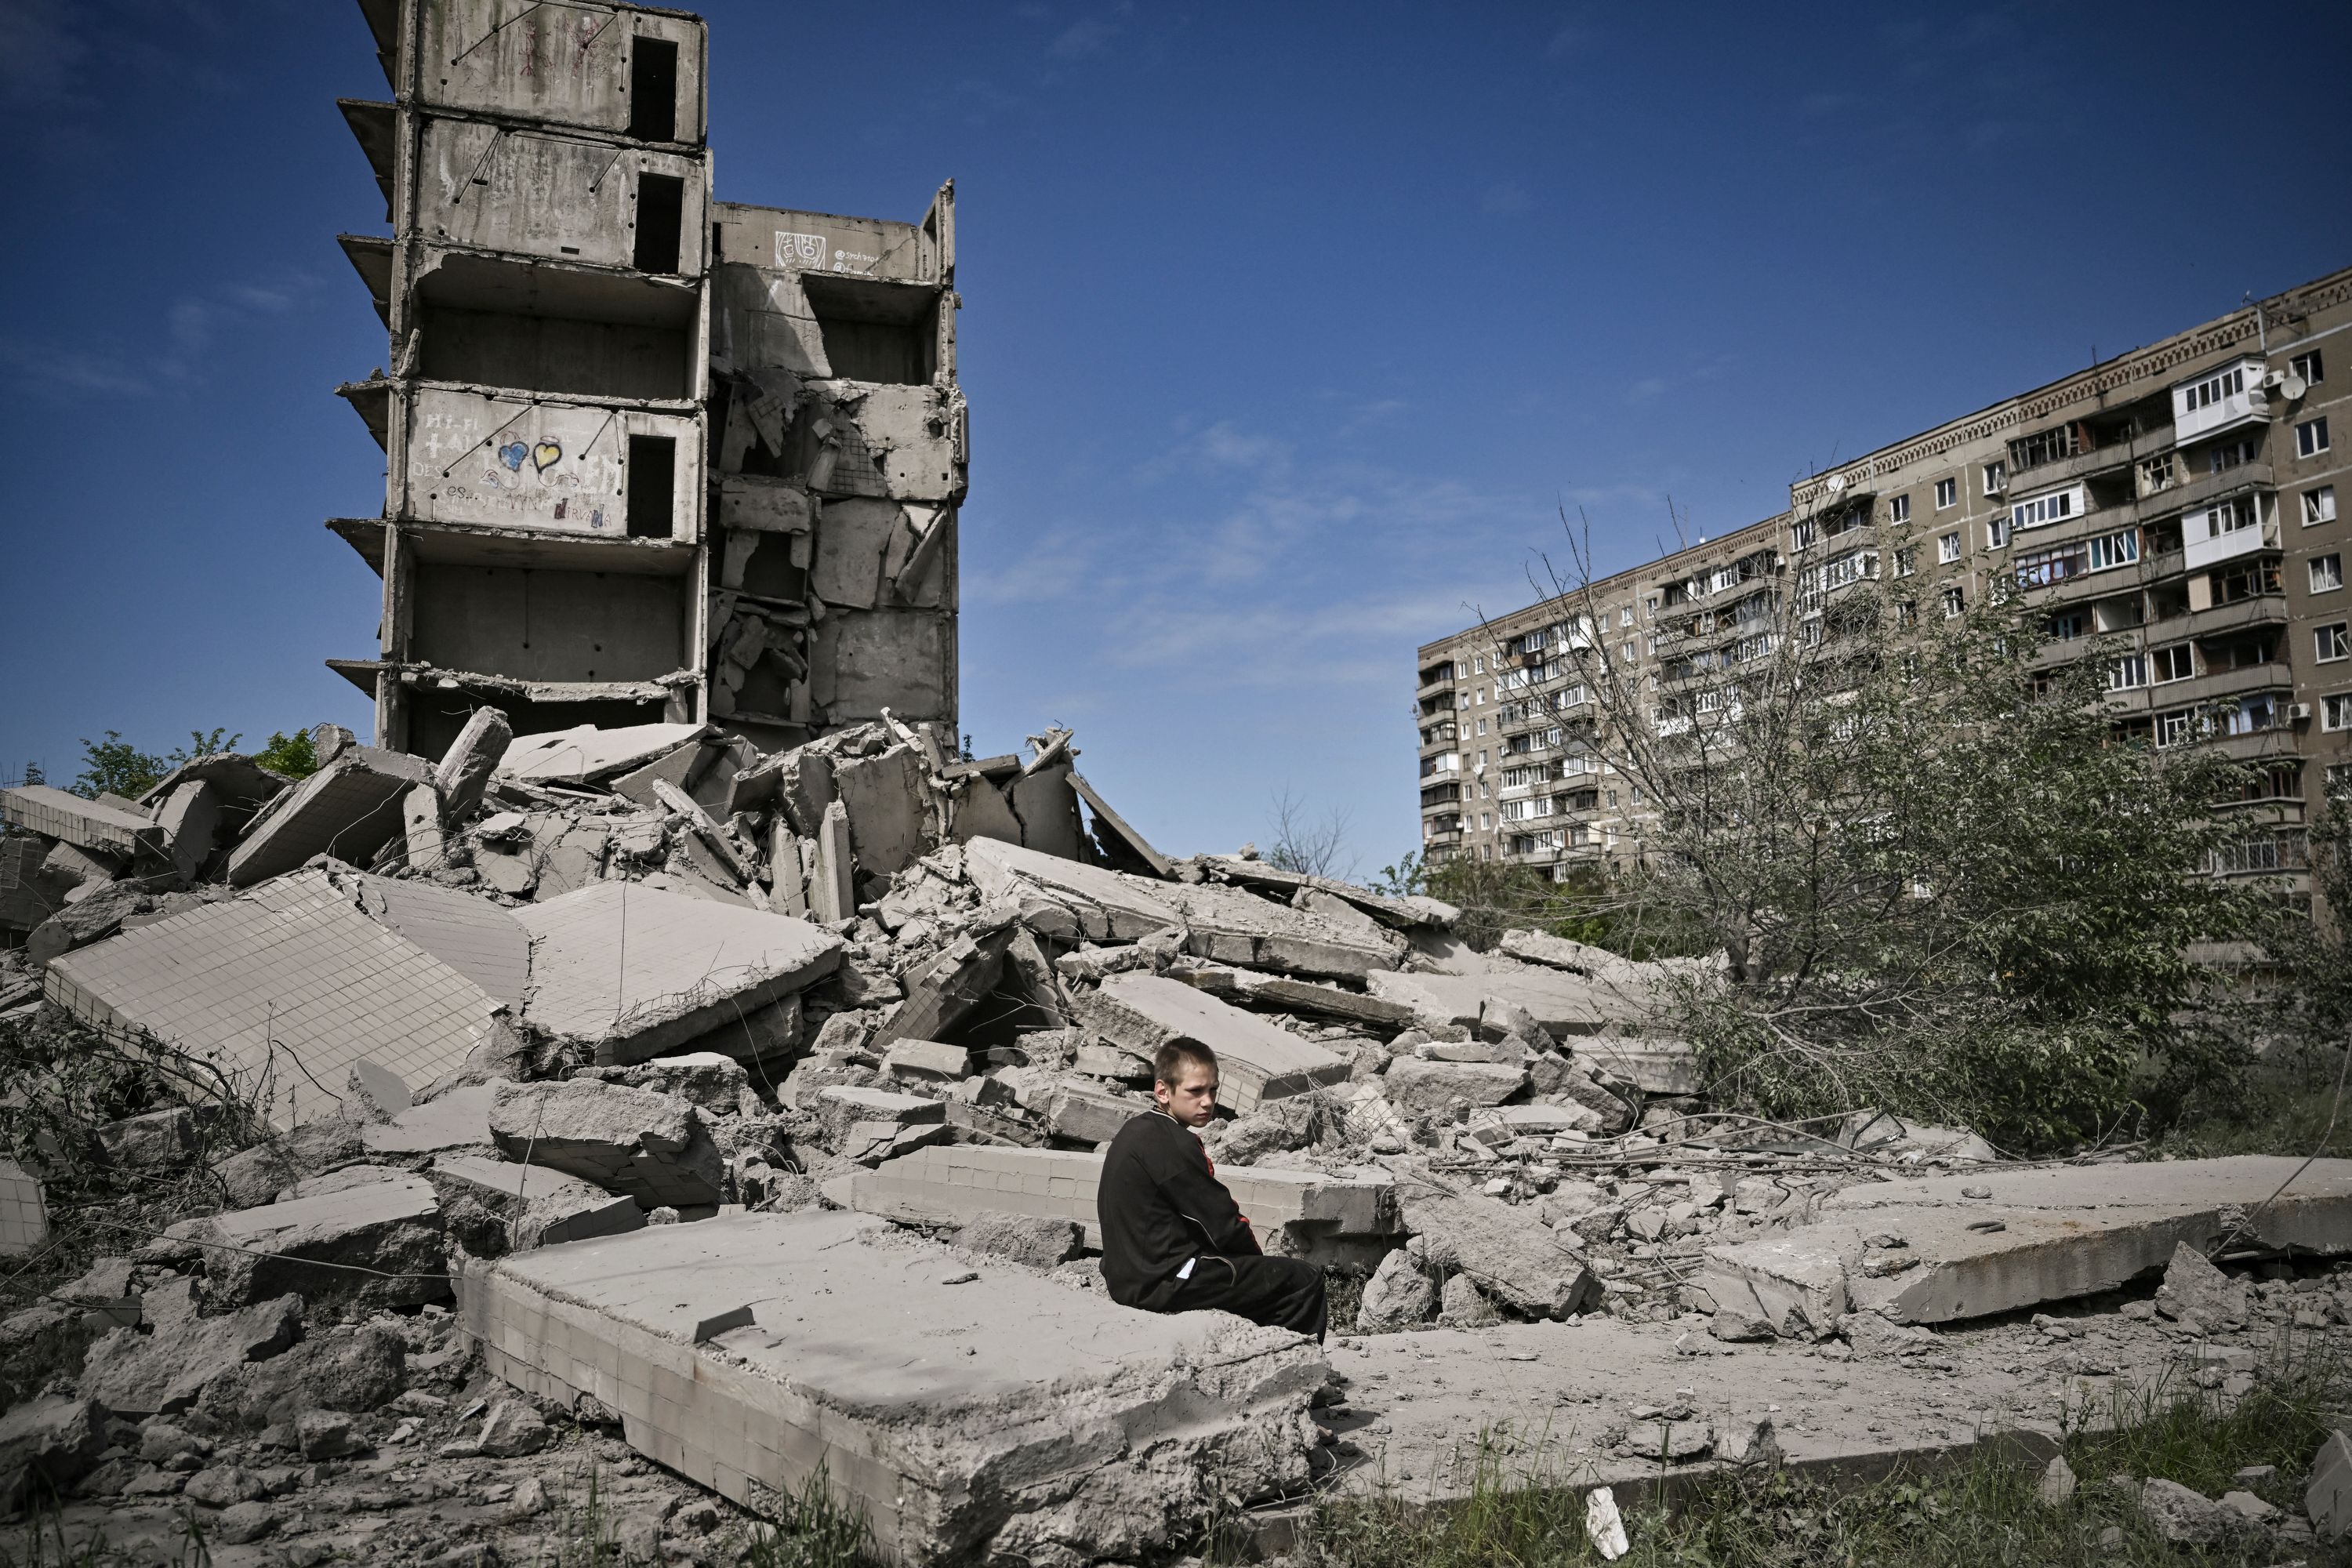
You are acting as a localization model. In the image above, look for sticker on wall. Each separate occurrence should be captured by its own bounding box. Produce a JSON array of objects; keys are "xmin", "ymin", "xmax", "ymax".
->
[
  {"xmin": 775, "ymin": 231, "xmax": 826, "ymax": 269},
  {"xmin": 532, "ymin": 440, "xmax": 563, "ymax": 472},
  {"xmin": 498, "ymin": 441, "xmax": 528, "ymax": 471}
]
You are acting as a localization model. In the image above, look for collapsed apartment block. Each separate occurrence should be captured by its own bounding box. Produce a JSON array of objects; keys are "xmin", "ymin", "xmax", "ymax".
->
[{"xmin": 328, "ymin": 0, "xmax": 962, "ymax": 759}]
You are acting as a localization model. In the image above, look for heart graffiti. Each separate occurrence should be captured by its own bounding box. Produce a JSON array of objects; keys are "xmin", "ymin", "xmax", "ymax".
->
[
  {"xmin": 532, "ymin": 440, "xmax": 563, "ymax": 473},
  {"xmin": 497, "ymin": 441, "xmax": 528, "ymax": 471}
]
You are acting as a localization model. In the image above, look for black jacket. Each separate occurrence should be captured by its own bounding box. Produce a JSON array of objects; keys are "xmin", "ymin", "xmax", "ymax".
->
[{"xmin": 1097, "ymin": 1109, "xmax": 1260, "ymax": 1309}]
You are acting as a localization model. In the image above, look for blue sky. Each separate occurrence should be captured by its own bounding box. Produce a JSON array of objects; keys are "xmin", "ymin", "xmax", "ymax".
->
[{"xmin": 2, "ymin": 2, "xmax": 2347, "ymax": 874}]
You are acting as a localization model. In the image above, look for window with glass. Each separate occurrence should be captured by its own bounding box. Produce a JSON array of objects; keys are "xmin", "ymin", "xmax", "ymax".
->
[{"xmin": 1935, "ymin": 477, "xmax": 1957, "ymax": 509}]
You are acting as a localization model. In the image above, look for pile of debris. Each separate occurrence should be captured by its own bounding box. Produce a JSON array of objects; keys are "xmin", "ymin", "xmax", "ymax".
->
[{"xmin": 13, "ymin": 713, "xmax": 2349, "ymax": 1559}]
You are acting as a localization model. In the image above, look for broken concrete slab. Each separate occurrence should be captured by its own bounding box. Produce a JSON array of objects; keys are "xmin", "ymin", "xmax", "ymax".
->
[
  {"xmin": 579, "ymin": 1053, "xmax": 750, "ymax": 1116},
  {"xmin": 832, "ymin": 746, "xmax": 930, "ymax": 879},
  {"xmin": 46, "ymin": 870, "xmax": 512, "ymax": 1131},
  {"xmin": 1701, "ymin": 1156, "xmax": 2352, "ymax": 1330},
  {"xmin": 514, "ymin": 881, "xmax": 843, "ymax": 1065},
  {"xmin": 488, "ymin": 1078, "xmax": 724, "ymax": 1210},
  {"xmin": 1197, "ymin": 856, "xmax": 1459, "ymax": 932},
  {"xmin": 0, "ymin": 1396, "xmax": 107, "ymax": 1515},
  {"xmin": 1069, "ymin": 772, "xmax": 1172, "ymax": 877},
  {"xmin": 1074, "ymin": 971, "xmax": 1350, "ymax": 1114},
  {"xmin": 78, "ymin": 1294, "xmax": 303, "ymax": 1417},
  {"xmin": 843, "ymin": 1142, "xmax": 1396, "ymax": 1250},
  {"xmin": 1043, "ymin": 1080, "xmax": 1146, "ymax": 1144},
  {"xmin": 880, "ymin": 1038, "xmax": 971, "ymax": 1083},
  {"xmin": 1367, "ymin": 962, "xmax": 1649, "ymax": 1038},
  {"xmin": 96, "ymin": 1107, "xmax": 198, "ymax": 1171},
  {"xmin": 135, "ymin": 753, "xmax": 289, "ymax": 837},
  {"xmin": 458, "ymin": 1209, "xmax": 1326, "ymax": 1564},
  {"xmin": 347, "ymin": 872, "xmax": 532, "ymax": 1010},
  {"xmin": 1381, "ymin": 1058, "xmax": 1528, "ymax": 1119},
  {"xmin": 1576, "ymin": 1036, "xmax": 1704, "ymax": 1095},
  {"xmin": 0, "ymin": 784, "xmax": 160, "ymax": 859},
  {"xmin": 0, "ymin": 1159, "xmax": 50, "ymax": 1257},
  {"xmin": 1394, "ymin": 1178, "xmax": 1595, "ymax": 1319},
  {"xmin": 169, "ymin": 1171, "xmax": 445, "ymax": 1311},
  {"xmin": 432, "ymin": 1153, "xmax": 648, "ymax": 1250},
  {"xmin": 153, "ymin": 779, "xmax": 223, "ymax": 881},
  {"xmin": 24, "ymin": 877, "xmax": 155, "ymax": 966},
  {"xmin": 226, "ymin": 748, "xmax": 434, "ymax": 885},
  {"xmin": 1162, "ymin": 880, "xmax": 1407, "ymax": 982},
  {"xmin": 361, "ymin": 1082, "xmax": 499, "ymax": 1156},
  {"xmin": 963, "ymin": 837, "xmax": 1182, "ymax": 942},
  {"xmin": 811, "ymin": 800, "xmax": 855, "ymax": 923},
  {"xmin": 498, "ymin": 723, "xmax": 713, "ymax": 787},
  {"xmin": 0, "ymin": 835, "xmax": 49, "ymax": 931},
  {"xmin": 872, "ymin": 927, "xmax": 1011, "ymax": 1050}
]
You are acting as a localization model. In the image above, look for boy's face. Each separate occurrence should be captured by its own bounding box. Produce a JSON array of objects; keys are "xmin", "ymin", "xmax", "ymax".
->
[{"xmin": 1155, "ymin": 1063, "xmax": 1220, "ymax": 1127}]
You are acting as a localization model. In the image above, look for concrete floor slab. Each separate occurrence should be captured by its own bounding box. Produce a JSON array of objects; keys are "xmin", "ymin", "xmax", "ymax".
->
[
  {"xmin": 0, "ymin": 784, "xmax": 158, "ymax": 858},
  {"xmin": 499, "ymin": 723, "xmax": 713, "ymax": 786},
  {"xmin": 225, "ymin": 751, "xmax": 431, "ymax": 886},
  {"xmin": 514, "ymin": 882, "xmax": 844, "ymax": 1064},
  {"xmin": 46, "ymin": 871, "xmax": 506, "ymax": 1131},
  {"xmin": 1704, "ymin": 1156, "xmax": 2352, "ymax": 1328},
  {"xmin": 350, "ymin": 873, "xmax": 532, "ymax": 1009},
  {"xmin": 960, "ymin": 837, "xmax": 1182, "ymax": 942},
  {"xmin": 457, "ymin": 1209, "xmax": 1327, "ymax": 1565}
]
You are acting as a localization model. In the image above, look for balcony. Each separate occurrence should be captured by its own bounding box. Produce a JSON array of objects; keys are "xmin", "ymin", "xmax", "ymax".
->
[
  {"xmin": 2172, "ymin": 358, "xmax": 2270, "ymax": 444},
  {"xmin": 2136, "ymin": 461, "xmax": 2273, "ymax": 527},
  {"xmin": 1417, "ymin": 673, "xmax": 1457, "ymax": 699},
  {"xmin": 2184, "ymin": 595, "xmax": 2290, "ymax": 640}
]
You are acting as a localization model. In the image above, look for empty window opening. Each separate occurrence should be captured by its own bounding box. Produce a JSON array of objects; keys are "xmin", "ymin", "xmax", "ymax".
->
[
  {"xmin": 626, "ymin": 37, "xmax": 679, "ymax": 142},
  {"xmin": 801, "ymin": 274, "xmax": 936, "ymax": 386},
  {"xmin": 633, "ymin": 172, "xmax": 685, "ymax": 274},
  {"xmin": 626, "ymin": 435, "xmax": 677, "ymax": 539}
]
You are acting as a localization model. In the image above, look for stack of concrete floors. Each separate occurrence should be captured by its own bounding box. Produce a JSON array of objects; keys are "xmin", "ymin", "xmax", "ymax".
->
[{"xmin": 12, "ymin": 714, "xmax": 2352, "ymax": 1558}]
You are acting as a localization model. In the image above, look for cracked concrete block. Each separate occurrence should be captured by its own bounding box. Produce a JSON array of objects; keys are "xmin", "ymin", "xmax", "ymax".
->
[
  {"xmin": 455, "ymin": 1210, "xmax": 1324, "ymax": 1564},
  {"xmin": 949, "ymin": 777, "xmax": 1025, "ymax": 849},
  {"xmin": 963, "ymin": 837, "xmax": 1181, "ymax": 942},
  {"xmin": 96, "ymin": 1107, "xmax": 198, "ymax": 1171},
  {"xmin": 431, "ymin": 1153, "xmax": 647, "ymax": 1250},
  {"xmin": 1044, "ymin": 1080, "xmax": 1146, "ymax": 1145},
  {"xmin": 154, "ymin": 780, "xmax": 223, "ymax": 881},
  {"xmin": 515, "ymin": 881, "xmax": 844, "ymax": 1065},
  {"xmin": 1008, "ymin": 764, "xmax": 1084, "ymax": 859},
  {"xmin": 1355, "ymin": 1248, "xmax": 1437, "ymax": 1332},
  {"xmin": 873, "ymin": 927, "xmax": 1011, "ymax": 1050},
  {"xmin": 169, "ymin": 1170, "xmax": 445, "ymax": 1312},
  {"xmin": 882, "ymin": 1038, "xmax": 972, "ymax": 1083},
  {"xmin": 25, "ymin": 878, "xmax": 151, "ymax": 965},
  {"xmin": 433, "ymin": 707, "xmax": 513, "ymax": 821},
  {"xmin": 362, "ymin": 1082, "xmax": 499, "ymax": 1156},
  {"xmin": 811, "ymin": 496, "xmax": 898, "ymax": 608},
  {"xmin": 79, "ymin": 1294, "xmax": 303, "ymax": 1417},
  {"xmin": 0, "ymin": 1396, "xmax": 107, "ymax": 1515},
  {"xmin": 227, "ymin": 750, "xmax": 432, "ymax": 886},
  {"xmin": 613, "ymin": 741, "xmax": 708, "ymax": 810},
  {"xmin": 1074, "ymin": 972, "xmax": 1350, "ymax": 1115},
  {"xmin": 1396, "ymin": 1180, "xmax": 1595, "ymax": 1319},
  {"xmin": 1163, "ymin": 881, "xmax": 1406, "ymax": 982},
  {"xmin": 499, "ymin": 723, "xmax": 713, "ymax": 786},
  {"xmin": 0, "ymin": 836, "xmax": 50, "ymax": 931},
  {"xmin": 401, "ymin": 782, "xmax": 445, "ymax": 873},
  {"xmin": 811, "ymin": 801, "xmax": 855, "ymax": 923},
  {"xmin": 833, "ymin": 746, "xmax": 929, "ymax": 879},
  {"xmin": 816, "ymin": 1085, "xmax": 945, "ymax": 1145},
  {"xmin": 1381, "ymin": 1058, "xmax": 1527, "ymax": 1119},
  {"xmin": 489, "ymin": 1079, "xmax": 724, "ymax": 1210}
]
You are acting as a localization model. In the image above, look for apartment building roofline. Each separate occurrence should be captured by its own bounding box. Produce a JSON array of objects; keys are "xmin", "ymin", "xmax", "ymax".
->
[
  {"xmin": 1791, "ymin": 263, "xmax": 2352, "ymax": 511},
  {"xmin": 1421, "ymin": 260, "xmax": 2352, "ymax": 665}
]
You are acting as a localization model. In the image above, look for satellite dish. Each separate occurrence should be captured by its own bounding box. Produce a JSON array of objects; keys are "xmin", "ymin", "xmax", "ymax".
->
[
  {"xmin": 2284, "ymin": 373, "xmax": 2310, "ymax": 401},
  {"xmin": 1824, "ymin": 473, "xmax": 1848, "ymax": 492}
]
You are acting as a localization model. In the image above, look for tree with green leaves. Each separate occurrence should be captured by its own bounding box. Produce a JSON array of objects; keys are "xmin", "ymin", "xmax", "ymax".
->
[
  {"xmin": 253, "ymin": 730, "xmax": 321, "ymax": 780},
  {"xmin": 1455, "ymin": 510, "xmax": 2283, "ymax": 1152},
  {"xmin": 67, "ymin": 728, "xmax": 253, "ymax": 800}
]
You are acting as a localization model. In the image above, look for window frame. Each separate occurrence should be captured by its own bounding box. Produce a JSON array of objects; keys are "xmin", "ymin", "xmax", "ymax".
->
[
  {"xmin": 2298, "ymin": 416, "xmax": 2332, "ymax": 459},
  {"xmin": 1934, "ymin": 477, "xmax": 1958, "ymax": 510},
  {"xmin": 2311, "ymin": 554, "xmax": 2343, "ymax": 593},
  {"xmin": 2307, "ymin": 486, "xmax": 2339, "ymax": 525},
  {"xmin": 2318, "ymin": 622, "xmax": 2350, "ymax": 664}
]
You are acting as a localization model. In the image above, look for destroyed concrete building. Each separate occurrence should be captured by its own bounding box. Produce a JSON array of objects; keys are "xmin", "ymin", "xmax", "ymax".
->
[
  {"xmin": 329, "ymin": 0, "xmax": 962, "ymax": 759},
  {"xmin": 1422, "ymin": 264, "xmax": 2352, "ymax": 890},
  {"xmin": 11, "ymin": 8, "xmax": 2352, "ymax": 1559}
]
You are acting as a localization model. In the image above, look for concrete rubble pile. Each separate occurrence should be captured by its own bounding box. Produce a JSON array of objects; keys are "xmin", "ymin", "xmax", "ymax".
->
[{"xmin": 13, "ymin": 715, "xmax": 2352, "ymax": 1560}]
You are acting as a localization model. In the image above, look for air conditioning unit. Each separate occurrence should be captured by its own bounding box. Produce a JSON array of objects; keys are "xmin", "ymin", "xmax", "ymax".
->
[
  {"xmin": 2289, "ymin": 702, "xmax": 2313, "ymax": 722},
  {"xmin": 2263, "ymin": 369, "xmax": 2286, "ymax": 390}
]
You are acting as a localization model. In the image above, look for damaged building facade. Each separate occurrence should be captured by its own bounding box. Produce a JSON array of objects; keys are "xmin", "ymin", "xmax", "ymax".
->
[
  {"xmin": 1421, "ymin": 265, "xmax": 2352, "ymax": 898},
  {"xmin": 331, "ymin": 0, "xmax": 964, "ymax": 759}
]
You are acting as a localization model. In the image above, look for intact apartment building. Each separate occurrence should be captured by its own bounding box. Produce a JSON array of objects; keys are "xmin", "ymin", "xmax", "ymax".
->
[
  {"xmin": 329, "ymin": 0, "xmax": 964, "ymax": 759},
  {"xmin": 1417, "ymin": 264, "xmax": 2352, "ymax": 899}
]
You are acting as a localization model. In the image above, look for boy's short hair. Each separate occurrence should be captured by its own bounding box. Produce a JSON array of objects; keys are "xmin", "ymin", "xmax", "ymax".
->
[{"xmin": 1152, "ymin": 1036, "xmax": 1218, "ymax": 1087}]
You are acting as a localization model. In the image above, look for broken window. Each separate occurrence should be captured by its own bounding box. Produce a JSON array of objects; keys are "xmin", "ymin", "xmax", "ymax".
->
[
  {"xmin": 2319, "ymin": 623, "xmax": 2350, "ymax": 663},
  {"xmin": 2006, "ymin": 423, "xmax": 2081, "ymax": 474},
  {"xmin": 2153, "ymin": 643, "xmax": 2194, "ymax": 683},
  {"xmin": 2208, "ymin": 436, "xmax": 2259, "ymax": 474},
  {"xmin": 625, "ymin": 435, "xmax": 676, "ymax": 539},
  {"xmin": 633, "ymin": 172, "xmax": 685, "ymax": 274},
  {"xmin": 626, "ymin": 36, "xmax": 680, "ymax": 142},
  {"xmin": 2307, "ymin": 486, "xmax": 2338, "ymax": 525},
  {"xmin": 2314, "ymin": 554, "xmax": 2343, "ymax": 593},
  {"xmin": 2292, "ymin": 350, "xmax": 2325, "ymax": 386},
  {"xmin": 1983, "ymin": 461, "xmax": 2005, "ymax": 495}
]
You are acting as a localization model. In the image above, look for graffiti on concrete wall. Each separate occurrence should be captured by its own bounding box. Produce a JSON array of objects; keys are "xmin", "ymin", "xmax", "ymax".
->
[{"xmin": 416, "ymin": 396, "xmax": 628, "ymax": 534}]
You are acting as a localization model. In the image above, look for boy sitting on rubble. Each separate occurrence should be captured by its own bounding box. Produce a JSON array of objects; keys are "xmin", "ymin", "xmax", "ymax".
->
[{"xmin": 1097, "ymin": 1036, "xmax": 1327, "ymax": 1340}]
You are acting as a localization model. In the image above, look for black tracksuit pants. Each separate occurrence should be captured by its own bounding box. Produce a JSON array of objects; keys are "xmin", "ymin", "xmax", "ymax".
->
[{"xmin": 1160, "ymin": 1253, "xmax": 1327, "ymax": 1339}]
